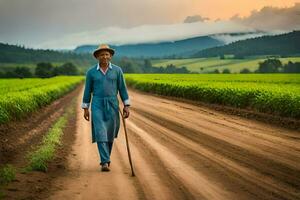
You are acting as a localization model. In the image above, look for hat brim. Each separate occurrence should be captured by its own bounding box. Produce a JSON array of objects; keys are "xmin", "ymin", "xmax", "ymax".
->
[{"xmin": 93, "ymin": 48, "xmax": 115, "ymax": 57}]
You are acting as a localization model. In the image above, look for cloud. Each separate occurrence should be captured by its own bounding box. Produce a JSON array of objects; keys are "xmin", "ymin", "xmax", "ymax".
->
[
  {"xmin": 37, "ymin": 21, "xmax": 255, "ymax": 49},
  {"xmin": 0, "ymin": 0, "xmax": 191, "ymax": 47},
  {"xmin": 232, "ymin": 3, "xmax": 300, "ymax": 31},
  {"xmin": 1, "ymin": 1, "xmax": 298, "ymax": 49},
  {"xmin": 183, "ymin": 15, "xmax": 210, "ymax": 23},
  {"xmin": 211, "ymin": 32, "xmax": 277, "ymax": 45}
]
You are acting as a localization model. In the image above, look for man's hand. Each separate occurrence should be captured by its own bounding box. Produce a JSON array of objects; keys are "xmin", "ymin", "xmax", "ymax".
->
[
  {"xmin": 123, "ymin": 106, "xmax": 130, "ymax": 119},
  {"xmin": 84, "ymin": 108, "xmax": 90, "ymax": 121}
]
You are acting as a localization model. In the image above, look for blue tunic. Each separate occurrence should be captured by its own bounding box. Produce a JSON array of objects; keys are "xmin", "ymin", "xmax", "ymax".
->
[{"xmin": 82, "ymin": 63, "xmax": 129, "ymax": 143}]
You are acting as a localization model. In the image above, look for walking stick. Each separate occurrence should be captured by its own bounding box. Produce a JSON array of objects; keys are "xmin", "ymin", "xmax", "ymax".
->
[{"xmin": 118, "ymin": 107, "xmax": 135, "ymax": 177}]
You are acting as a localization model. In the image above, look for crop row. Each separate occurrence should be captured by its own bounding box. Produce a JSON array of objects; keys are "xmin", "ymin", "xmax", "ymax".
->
[
  {"xmin": 125, "ymin": 74, "xmax": 300, "ymax": 118},
  {"xmin": 0, "ymin": 76, "xmax": 84, "ymax": 124}
]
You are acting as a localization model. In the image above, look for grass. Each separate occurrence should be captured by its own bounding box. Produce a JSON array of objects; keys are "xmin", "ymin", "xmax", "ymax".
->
[
  {"xmin": 0, "ymin": 165, "xmax": 16, "ymax": 185},
  {"xmin": 26, "ymin": 99, "xmax": 75, "ymax": 172},
  {"xmin": 152, "ymin": 56, "xmax": 300, "ymax": 73},
  {"xmin": 26, "ymin": 116, "xmax": 67, "ymax": 171}
]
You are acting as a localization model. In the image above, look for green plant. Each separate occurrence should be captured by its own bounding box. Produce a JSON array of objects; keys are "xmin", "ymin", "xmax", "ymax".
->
[
  {"xmin": 125, "ymin": 74, "xmax": 300, "ymax": 118},
  {"xmin": 26, "ymin": 99, "xmax": 75, "ymax": 172},
  {"xmin": 0, "ymin": 76, "xmax": 83, "ymax": 124},
  {"xmin": 0, "ymin": 165, "xmax": 16, "ymax": 185}
]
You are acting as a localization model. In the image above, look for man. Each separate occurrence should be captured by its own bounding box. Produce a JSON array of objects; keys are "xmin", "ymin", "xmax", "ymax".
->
[{"xmin": 81, "ymin": 44, "xmax": 130, "ymax": 172}]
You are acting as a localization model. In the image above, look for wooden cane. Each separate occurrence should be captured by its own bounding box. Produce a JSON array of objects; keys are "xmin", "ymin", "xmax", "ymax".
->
[{"xmin": 118, "ymin": 107, "xmax": 135, "ymax": 177}]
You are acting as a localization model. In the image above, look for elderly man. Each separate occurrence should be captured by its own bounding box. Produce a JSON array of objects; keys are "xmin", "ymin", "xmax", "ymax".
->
[{"xmin": 81, "ymin": 44, "xmax": 130, "ymax": 172}]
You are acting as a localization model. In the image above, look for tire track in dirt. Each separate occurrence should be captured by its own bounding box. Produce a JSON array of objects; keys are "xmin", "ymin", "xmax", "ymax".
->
[
  {"xmin": 131, "ymin": 94, "xmax": 300, "ymax": 174},
  {"xmin": 129, "ymin": 109, "xmax": 299, "ymax": 200},
  {"xmin": 127, "ymin": 89, "xmax": 300, "ymax": 199},
  {"xmin": 48, "ymin": 87, "xmax": 300, "ymax": 200},
  {"xmin": 131, "ymin": 106, "xmax": 300, "ymax": 189},
  {"xmin": 127, "ymin": 121, "xmax": 233, "ymax": 200},
  {"xmin": 114, "ymin": 130, "xmax": 194, "ymax": 200}
]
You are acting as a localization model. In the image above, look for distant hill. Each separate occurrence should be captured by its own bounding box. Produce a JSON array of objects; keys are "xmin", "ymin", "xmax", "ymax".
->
[
  {"xmin": 74, "ymin": 36, "xmax": 224, "ymax": 58},
  {"xmin": 192, "ymin": 31, "xmax": 300, "ymax": 58},
  {"xmin": 0, "ymin": 43, "xmax": 94, "ymax": 66}
]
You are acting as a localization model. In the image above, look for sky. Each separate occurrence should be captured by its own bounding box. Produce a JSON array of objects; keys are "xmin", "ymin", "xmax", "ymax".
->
[{"xmin": 0, "ymin": 0, "xmax": 299, "ymax": 49}]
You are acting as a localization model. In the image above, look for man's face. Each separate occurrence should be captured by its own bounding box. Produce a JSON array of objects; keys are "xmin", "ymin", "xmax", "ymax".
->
[{"xmin": 96, "ymin": 50, "xmax": 112, "ymax": 66}]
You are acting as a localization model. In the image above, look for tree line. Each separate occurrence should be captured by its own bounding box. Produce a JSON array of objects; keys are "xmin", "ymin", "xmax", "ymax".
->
[
  {"xmin": 0, "ymin": 62, "xmax": 79, "ymax": 78},
  {"xmin": 116, "ymin": 57, "xmax": 300, "ymax": 74},
  {"xmin": 211, "ymin": 59, "xmax": 300, "ymax": 74},
  {"xmin": 1, "ymin": 58, "xmax": 298, "ymax": 78},
  {"xmin": 256, "ymin": 59, "xmax": 300, "ymax": 73},
  {"xmin": 115, "ymin": 58, "xmax": 190, "ymax": 73},
  {"xmin": 0, "ymin": 43, "xmax": 94, "ymax": 64}
]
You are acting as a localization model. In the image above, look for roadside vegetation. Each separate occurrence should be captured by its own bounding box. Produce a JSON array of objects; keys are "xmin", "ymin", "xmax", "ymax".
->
[
  {"xmin": 0, "ymin": 165, "xmax": 16, "ymax": 185},
  {"xmin": 26, "ymin": 100, "xmax": 75, "ymax": 172}
]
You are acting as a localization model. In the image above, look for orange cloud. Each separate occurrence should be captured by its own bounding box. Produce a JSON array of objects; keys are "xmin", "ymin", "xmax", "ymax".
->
[{"xmin": 189, "ymin": 0, "xmax": 299, "ymax": 20}]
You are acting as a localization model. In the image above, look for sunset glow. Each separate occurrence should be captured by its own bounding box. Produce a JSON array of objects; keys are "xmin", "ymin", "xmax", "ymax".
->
[{"xmin": 188, "ymin": 0, "xmax": 299, "ymax": 20}]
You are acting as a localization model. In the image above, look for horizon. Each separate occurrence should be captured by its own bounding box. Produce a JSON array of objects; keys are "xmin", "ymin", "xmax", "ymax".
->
[{"xmin": 2, "ymin": 30, "xmax": 297, "ymax": 52}]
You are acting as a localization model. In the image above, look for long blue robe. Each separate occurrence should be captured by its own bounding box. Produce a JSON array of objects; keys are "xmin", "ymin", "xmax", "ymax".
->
[{"xmin": 82, "ymin": 63, "xmax": 129, "ymax": 142}]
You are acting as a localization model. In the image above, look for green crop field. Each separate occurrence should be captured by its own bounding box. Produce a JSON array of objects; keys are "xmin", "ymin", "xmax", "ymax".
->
[
  {"xmin": 152, "ymin": 57, "xmax": 300, "ymax": 73},
  {"xmin": 0, "ymin": 76, "xmax": 84, "ymax": 124},
  {"xmin": 125, "ymin": 74, "xmax": 300, "ymax": 118}
]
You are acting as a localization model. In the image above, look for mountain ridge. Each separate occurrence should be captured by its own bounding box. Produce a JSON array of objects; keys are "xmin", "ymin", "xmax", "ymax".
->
[{"xmin": 192, "ymin": 30, "xmax": 300, "ymax": 57}]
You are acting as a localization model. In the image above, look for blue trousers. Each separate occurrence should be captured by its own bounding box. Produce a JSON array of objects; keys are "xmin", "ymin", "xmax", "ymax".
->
[{"xmin": 97, "ymin": 141, "xmax": 113, "ymax": 165}]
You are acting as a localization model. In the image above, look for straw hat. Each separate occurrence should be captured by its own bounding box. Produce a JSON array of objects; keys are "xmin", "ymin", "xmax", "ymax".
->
[{"xmin": 93, "ymin": 44, "xmax": 115, "ymax": 57}]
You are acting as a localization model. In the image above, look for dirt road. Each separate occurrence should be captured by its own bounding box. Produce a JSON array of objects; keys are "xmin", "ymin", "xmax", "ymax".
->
[{"xmin": 49, "ymin": 87, "xmax": 300, "ymax": 200}]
